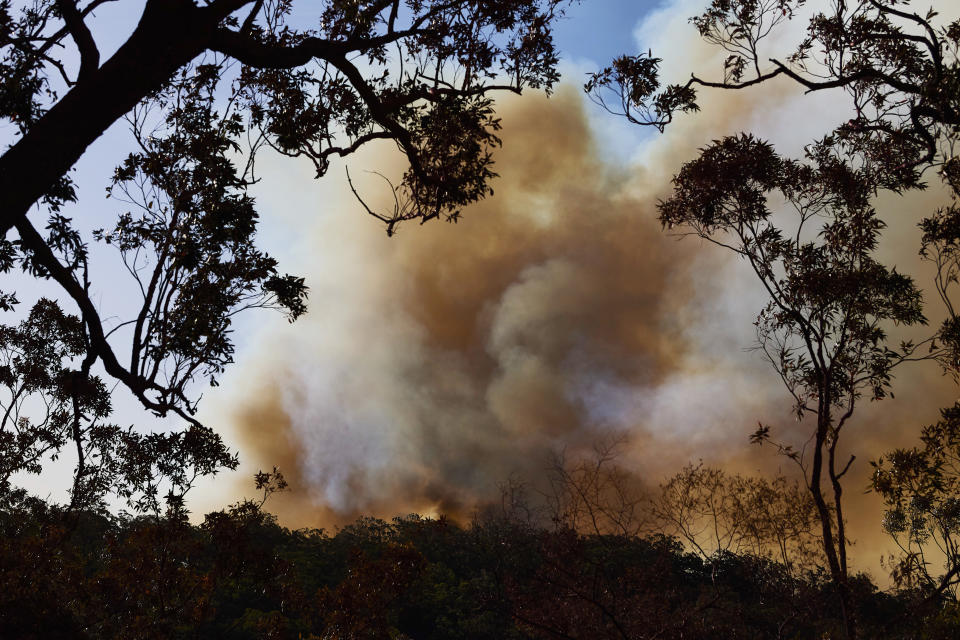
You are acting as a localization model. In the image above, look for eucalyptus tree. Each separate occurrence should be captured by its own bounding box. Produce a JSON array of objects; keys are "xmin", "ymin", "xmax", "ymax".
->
[
  {"xmin": 590, "ymin": 2, "xmax": 960, "ymax": 635},
  {"xmin": 658, "ymin": 133, "xmax": 928, "ymax": 638},
  {"xmin": 0, "ymin": 0, "xmax": 568, "ymax": 509},
  {"xmin": 588, "ymin": 0, "xmax": 959, "ymax": 183}
]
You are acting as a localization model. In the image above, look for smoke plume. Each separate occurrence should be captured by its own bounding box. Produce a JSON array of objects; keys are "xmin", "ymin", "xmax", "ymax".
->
[
  {"xmin": 207, "ymin": 87, "xmax": 728, "ymax": 526},
  {"xmin": 196, "ymin": 0, "xmax": 958, "ymax": 577}
]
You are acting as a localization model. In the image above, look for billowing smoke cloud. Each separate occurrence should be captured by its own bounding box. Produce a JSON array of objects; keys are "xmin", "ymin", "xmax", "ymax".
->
[
  {"xmin": 205, "ymin": 87, "xmax": 734, "ymax": 527},
  {"xmin": 196, "ymin": 0, "xmax": 959, "ymax": 577}
]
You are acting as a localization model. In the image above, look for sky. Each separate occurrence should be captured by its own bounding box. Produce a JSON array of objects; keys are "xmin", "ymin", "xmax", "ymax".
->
[{"xmin": 13, "ymin": 0, "xmax": 960, "ymax": 579}]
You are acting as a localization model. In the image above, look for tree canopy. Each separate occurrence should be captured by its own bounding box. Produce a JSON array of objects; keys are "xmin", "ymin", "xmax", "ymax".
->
[
  {"xmin": 595, "ymin": 1, "xmax": 960, "ymax": 637},
  {"xmin": 2, "ymin": 466, "xmax": 947, "ymax": 640},
  {"xmin": 658, "ymin": 130, "xmax": 930, "ymax": 639},
  {"xmin": 0, "ymin": 0, "xmax": 569, "ymax": 511},
  {"xmin": 588, "ymin": 0, "xmax": 960, "ymax": 188}
]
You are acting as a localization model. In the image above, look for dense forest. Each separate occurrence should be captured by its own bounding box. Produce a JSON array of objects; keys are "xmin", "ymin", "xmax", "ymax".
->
[{"xmin": 3, "ymin": 484, "xmax": 959, "ymax": 640}]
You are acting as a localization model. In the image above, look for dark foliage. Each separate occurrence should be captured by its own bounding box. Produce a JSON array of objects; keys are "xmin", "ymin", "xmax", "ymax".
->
[
  {"xmin": 0, "ymin": 0, "xmax": 570, "ymax": 515},
  {"xmin": 657, "ymin": 131, "xmax": 929, "ymax": 639},
  {"xmin": 595, "ymin": 3, "xmax": 960, "ymax": 637},
  {"xmin": 873, "ymin": 402, "xmax": 960, "ymax": 600},
  {"xmin": 589, "ymin": 0, "xmax": 960, "ymax": 186},
  {"xmin": 0, "ymin": 498, "xmax": 954, "ymax": 640}
]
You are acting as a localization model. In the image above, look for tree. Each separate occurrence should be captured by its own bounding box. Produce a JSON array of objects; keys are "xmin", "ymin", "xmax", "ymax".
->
[
  {"xmin": 588, "ymin": 0, "xmax": 960, "ymax": 369},
  {"xmin": 655, "ymin": 462, "xmax": 822, "ymax": 573},
  {"xmin": 0, "ymin": 0, "xmax": 568, "ymax": 506},
  {"xmin": 870, "ymin": 202, "xmax": 960, "ymax": 603},
  {"xmin": 0, "ymin": 298, "xmax": 237, "ymax": 514},
  {"xmin": 873, "ymin": 403, "xmax": 960, "ymax": 600},
  {"xmin": 587, "ymin": 0, "xmax": 959, "ymax": 188},
  {"xmin": 590, "ymin": 3, "xmax": 960, "ymax": 637},
  {"xmin": 657, "ymin": 133, "xmax": 928, "ymax": 638},
  {"xmin": 544, "ymin": 438, "xmax": 652, "ymax": 538},
  {"xmin": 4, "ymin": 486, "xmax": 942, "ymax": 638}
]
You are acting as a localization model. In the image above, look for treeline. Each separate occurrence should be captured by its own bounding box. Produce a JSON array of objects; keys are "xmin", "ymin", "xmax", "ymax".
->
[{"xmin": 1, "ymin": 480, "xmax": 958, "ymax": 640}]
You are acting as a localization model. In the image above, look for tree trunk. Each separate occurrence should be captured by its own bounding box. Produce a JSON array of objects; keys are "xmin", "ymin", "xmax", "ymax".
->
[{"xmin": 809, "ymin": 399, "xmax": 856, "ymax": 639}]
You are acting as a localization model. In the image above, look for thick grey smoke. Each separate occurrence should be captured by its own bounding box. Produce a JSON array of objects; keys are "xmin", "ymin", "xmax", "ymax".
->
[
  {"xmin": 196, "ymin": 1, "xmax": 959, "ymax": 579},
  {"xmin": 205, "ymin": 88, "xmax": 731, "ymax": 526}
]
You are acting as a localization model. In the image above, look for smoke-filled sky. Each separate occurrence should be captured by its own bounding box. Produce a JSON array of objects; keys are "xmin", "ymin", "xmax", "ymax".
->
[
  {"xmin": 183, "ymin": 0, "xmax": 960, "ymax": 575},
  {"xmin": 12, "ymin": 0, "xmax": 955, "ymax": 580}
]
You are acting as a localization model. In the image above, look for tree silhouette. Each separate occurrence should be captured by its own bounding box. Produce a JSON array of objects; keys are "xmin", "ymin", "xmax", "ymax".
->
[
  {"xmin": 588, "ymin": 0, "xmax": 959, "ymax": 187},
  {"xmin": 3, "ymin": 468, "xmax": 953, "ymax": 638},
  {"xmin": 655, "ymin": 462, "xmax": 822, "ymax": 572},
  {"xmin": 0, "ymin": 298, "xmax": 238, "ymax": 514},
  {"xmin": 593, "ymin": 3, "xmax": 960, "ymax": 636},
  {"xmin": 590, "ymin": 0, "xmax": 960, "ymax": 363},
  {"xmin": 0, "ymin": 0, "xmax": 568, "ymax": 504},
  {"xmin": 873, "ymin": 403, "xmax": 960, "ymax": 600},
  {"xmin": 871, "ymin": 208, "xmax": 960, "ymax": 602},
  {"xmin": 658, "ymin": 133, "xmax": 929, "ymax": 639}
]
